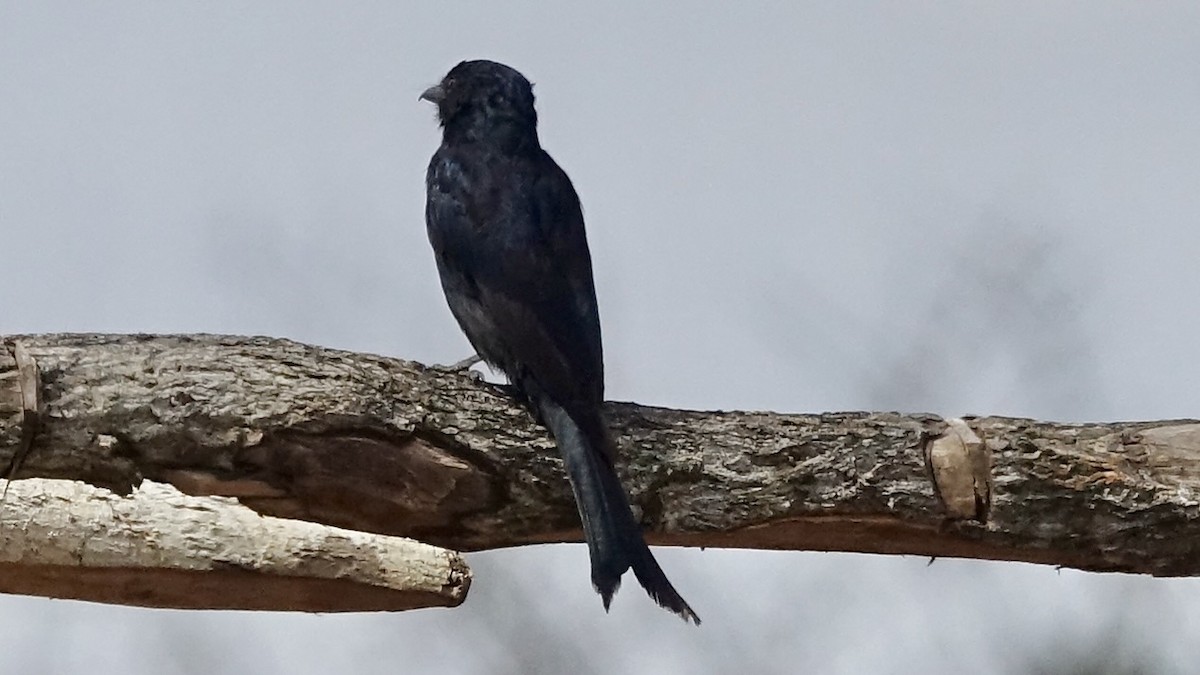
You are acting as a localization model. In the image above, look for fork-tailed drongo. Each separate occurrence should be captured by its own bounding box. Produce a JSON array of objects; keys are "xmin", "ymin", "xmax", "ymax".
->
[{"xmin": 421, "ymin": 60, "xmax": 698, "ymax": 624}]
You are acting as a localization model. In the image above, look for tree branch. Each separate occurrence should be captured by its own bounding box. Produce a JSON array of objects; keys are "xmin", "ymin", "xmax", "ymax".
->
[
  {"xmin": 1, "ymin": 334, "xmax": 1198, "ymax": 610},
  {"xmin": 0, "ymin": 478, "xmax": 468, "ymax": 611}
]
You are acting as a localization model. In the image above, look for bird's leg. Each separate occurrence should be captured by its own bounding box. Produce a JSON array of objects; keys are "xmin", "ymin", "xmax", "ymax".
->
[
  {"xmin": 433, "ymin": 353, "xmax": 482, "ymax": 372},
  {"xmin": 490, "ymin": 381, "xmax": 524, "ymax": 401},
  {"xmin": 430, "ymin": 354, "xmax": 485, "ymax": 382}
]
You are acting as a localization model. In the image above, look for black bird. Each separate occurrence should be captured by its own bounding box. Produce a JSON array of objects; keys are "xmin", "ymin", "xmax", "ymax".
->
[{"xmin": 421, "ymin": 60, "xmax": 699, "ymax": 624}]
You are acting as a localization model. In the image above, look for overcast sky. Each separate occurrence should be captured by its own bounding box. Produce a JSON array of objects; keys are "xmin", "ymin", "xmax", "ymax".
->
[{"xmin": 3, "ymin": 3, "xmax": 1199, "ymax": 673}]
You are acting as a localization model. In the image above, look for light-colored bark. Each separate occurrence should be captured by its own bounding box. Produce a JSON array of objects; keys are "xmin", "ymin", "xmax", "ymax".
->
[
  {"xmin": 0, "ymin": 478, "xmax": 468, "ymax": 611},
  {"xmin": 1, "ymin": 333, "xmax": 1199, "ymax": 612}
]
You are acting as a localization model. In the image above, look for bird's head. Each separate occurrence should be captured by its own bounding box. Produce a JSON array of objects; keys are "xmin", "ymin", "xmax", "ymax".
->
[{"xmin": 421, "ymin": 60, "xmax": 538, "ymax": 142}]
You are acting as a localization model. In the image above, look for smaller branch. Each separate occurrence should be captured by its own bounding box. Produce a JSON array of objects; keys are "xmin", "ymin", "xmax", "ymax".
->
[{"xmin": 0, "ymin": 478, "xmax": 469, "ymax": 611}]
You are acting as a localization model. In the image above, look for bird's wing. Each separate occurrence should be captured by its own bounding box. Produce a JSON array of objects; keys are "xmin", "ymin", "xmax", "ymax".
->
[{"xmin": 426, "ymin": 148, "xmax": 604, "ymax": 409}]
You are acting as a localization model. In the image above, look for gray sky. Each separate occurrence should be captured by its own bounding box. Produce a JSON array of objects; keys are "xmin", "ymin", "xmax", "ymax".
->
[{"xmin": 2, "ymin": 2, "xmax": 1199, "ymax": 673}]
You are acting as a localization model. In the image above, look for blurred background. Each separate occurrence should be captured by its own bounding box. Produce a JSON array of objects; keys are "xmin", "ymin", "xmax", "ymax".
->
[{"xmin": 3, "ymin": 2, "xmax": 1199, "ymax": 673}]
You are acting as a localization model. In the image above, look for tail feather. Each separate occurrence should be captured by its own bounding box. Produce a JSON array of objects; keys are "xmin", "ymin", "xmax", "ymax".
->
[{"xmin": 538, "ymin": 397, "xmax": 700, "ymax": 624}]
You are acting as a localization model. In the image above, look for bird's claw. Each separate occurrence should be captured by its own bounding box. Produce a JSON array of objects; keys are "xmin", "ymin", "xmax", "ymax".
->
[
  {"xmin": 432, "ymin": 353, "xmax": 482, "ymax": 372},
  {"xmin": 430, "ymin": 354, "xmax": 485, "ymax": 382}
]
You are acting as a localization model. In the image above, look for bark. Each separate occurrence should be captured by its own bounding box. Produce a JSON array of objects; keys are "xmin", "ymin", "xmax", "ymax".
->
[
  {"xmin": 0, "ymin": 478, "xmax": 468, "ymax": 612},
  {"xmin": 1, "ymin": 334, "xmax": 1198, "ymax": 610}
]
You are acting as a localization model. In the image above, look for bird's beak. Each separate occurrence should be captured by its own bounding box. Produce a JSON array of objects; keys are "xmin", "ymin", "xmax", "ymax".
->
[{"xmin": 420, "ymin": 84, "xmax": 445, "ymax": 104}]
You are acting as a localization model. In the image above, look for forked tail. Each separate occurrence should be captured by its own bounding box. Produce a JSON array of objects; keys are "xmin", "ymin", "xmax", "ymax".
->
[{"xmin": 536, "ymin": 396, "xmax": 700, "ymax": 624}]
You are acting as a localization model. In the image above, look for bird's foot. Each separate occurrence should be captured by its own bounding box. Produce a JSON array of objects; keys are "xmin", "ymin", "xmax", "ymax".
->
[
  {"xmin": 489, "ymin": 381, "xmax": 522, "ymax": 399},
  {"xmin": 430, "ymin": 354, "xmax": 485, "ymax": 383},
  {"xmin": 432, "ymin": 353, "xmax": 482, "ymax": 372}
]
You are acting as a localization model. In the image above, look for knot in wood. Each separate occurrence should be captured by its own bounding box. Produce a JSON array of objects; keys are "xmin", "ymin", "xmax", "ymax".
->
[{"xmin": 926, "ymin": 417, "xmax": 991, "ymax": 522}]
